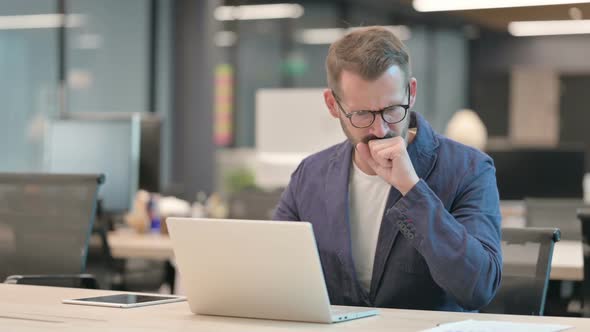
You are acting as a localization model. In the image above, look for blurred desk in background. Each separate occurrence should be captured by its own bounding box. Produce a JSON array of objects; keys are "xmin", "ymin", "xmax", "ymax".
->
[
  {"xmin": 500, "ymin": 200, "xmax": 526, "ymax": 228},
  {"xmin": 499, "ymin": 200, "xmax": 583, "ymax": 281},
  {"xmin": 105, "ymin": 229, "xmax": 173, "ymax": 260},
  {"xmin": 551, "ymin": 240, "xmax": 583, "ymax": 281},
  {"xmin": 92, "ymin": 228, "xmax": 583, "ymax": 281}
]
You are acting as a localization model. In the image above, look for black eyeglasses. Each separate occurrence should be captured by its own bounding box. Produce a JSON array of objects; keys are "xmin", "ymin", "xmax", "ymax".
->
[{"xmin": 332, "ymin": 84, "xmax": 411, "ymax": 129}]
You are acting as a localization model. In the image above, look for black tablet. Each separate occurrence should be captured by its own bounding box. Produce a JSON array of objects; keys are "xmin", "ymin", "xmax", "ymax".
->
[{"xmin": 63, "ymin": 293, "xmax": 186, "ymax": 308}]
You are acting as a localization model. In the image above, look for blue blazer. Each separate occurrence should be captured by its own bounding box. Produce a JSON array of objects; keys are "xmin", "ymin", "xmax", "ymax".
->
[{"xmin": 273, "ymin": 112, "xmax": 502, "ymax": 312}]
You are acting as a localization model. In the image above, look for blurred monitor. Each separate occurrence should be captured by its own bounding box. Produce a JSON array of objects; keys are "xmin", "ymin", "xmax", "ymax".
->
[
  {"xmin": 255, "ymin": 88, "xmax": 344, "ymax": 189},
  {"xmin": 44, "ymin": 116, "xmax": 141, "ymax": 213},
  {"xmin": 139, "ymin": 116, "xmax": 161, "ymax": 193},
  {"xmin": 256, "ymin": 88, "xmax": 344, "ymax": 155},
  {"xmin": 486, "ymin": 148, "xmax": 585, "ymax": 200},
  {"xmin": 228, "ymin": 189, "xmax": 282, "ymax": 220}
]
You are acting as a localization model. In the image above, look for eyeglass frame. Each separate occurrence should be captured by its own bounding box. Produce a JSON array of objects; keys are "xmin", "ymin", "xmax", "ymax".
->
[{"xmin": 331, "ymin": 84, "xmax": 411, "ymax": 129}]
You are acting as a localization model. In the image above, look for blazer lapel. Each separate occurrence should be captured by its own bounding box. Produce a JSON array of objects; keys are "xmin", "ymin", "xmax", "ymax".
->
[
  {"xmin": 324, "ymin": 142, "xmax": 354, "ymax": 264},
  {"xmin": 369, "ymin": 187, "xmax": 402, "ymax": 299},
  {"xmin": 369, "ymin": 112, "xmax": 439, "ymax": 301}
]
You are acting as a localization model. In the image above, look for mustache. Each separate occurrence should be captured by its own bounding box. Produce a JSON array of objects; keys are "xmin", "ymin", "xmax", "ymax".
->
[{"xmin": 360, "ymin": 132, "xmax": 398, "ymax": 144}]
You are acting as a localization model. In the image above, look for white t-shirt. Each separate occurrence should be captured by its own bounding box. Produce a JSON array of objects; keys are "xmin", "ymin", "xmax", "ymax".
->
[{"xmin": 348, "ymin": 160, "xmax": 392, "ymax": 293}]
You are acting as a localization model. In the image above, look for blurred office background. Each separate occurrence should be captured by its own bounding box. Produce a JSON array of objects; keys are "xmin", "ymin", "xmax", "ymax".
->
[
  {"xmin": 1, "ymin": 0, "xmax": 590, "ymax": 312},
  {"xmin": 1, "ymin": 0, "xmax": 589, "ymax": 201}
]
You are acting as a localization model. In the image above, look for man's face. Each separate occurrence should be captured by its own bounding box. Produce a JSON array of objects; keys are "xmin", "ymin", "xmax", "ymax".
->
[{"xmin": 324, "ymin": 66, "xmax": 416, "ymax": 146}]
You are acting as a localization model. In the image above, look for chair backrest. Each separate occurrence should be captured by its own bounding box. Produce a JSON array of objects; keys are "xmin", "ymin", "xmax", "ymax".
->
[
  {"xmin": 525, "ymin": 198, "xmax": 588, "ymax": 240},
  {"xmin": 481, "ymin": 227, "xmax": 560, "ymax": 315},
  {"xmin": 0, "ymin": 173, "xmax": 103, "ymax": 281},
  {"xmin": 577, "ymin": 208, "xmax": 590, "ymax": 316}
]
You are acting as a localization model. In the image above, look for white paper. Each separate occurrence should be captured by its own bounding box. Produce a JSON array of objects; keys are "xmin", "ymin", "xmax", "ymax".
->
[{"xmin": 421, "ymin": 319, "xmax": 572, "ymax": 332}]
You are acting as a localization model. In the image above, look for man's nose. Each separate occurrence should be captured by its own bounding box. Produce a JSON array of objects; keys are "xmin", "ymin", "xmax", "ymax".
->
[{"xmin": 370, "ymin": 113, "xmax": 389, "ymax": 138}]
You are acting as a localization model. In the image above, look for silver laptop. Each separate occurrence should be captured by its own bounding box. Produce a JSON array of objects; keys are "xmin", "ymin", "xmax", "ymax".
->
[{"xmin": 166, "ymin": 217, "xmax": 378, "ymax": 323}]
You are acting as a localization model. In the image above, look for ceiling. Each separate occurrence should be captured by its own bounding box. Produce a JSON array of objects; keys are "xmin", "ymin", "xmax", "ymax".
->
[
  {"xmin": 399, "ymin": 1, "xmax": 590, "ymax": 31},
  {"xmin": 446, "ymin": 4, "xmax": 590, "ymax": 30},
  {"xmin": 227, "ymin": 1, "xmax": 590, "ymax": 32}
]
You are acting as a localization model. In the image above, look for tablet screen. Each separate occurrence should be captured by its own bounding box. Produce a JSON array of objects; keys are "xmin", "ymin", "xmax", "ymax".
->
[{"xmin": 72, "ymin": 294, "xmax": 180, "ymax": 305}]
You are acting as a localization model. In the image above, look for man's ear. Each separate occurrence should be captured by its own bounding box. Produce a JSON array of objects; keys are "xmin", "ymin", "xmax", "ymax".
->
[
  {"xmin": 323, "ymin": 89, "xmax": 340, "ymax": 119},
  {"xmin": 409, "ymin": 78, "xmax": 418, "ymax": 109}
]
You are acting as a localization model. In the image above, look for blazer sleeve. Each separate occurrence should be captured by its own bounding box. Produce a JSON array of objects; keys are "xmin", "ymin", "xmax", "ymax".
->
[{"xmin": 385, "ymin": 157, "xmax": 502, "ymax": 310}]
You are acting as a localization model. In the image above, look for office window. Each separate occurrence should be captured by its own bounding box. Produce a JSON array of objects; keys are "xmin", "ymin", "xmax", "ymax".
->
[
  {"xmin": 66, "ymin": 0, "xmax": 150, "ymax": 113},
  {"xmin": 0, "ymin": 0, "xmax": 59, "ymax": 172}
]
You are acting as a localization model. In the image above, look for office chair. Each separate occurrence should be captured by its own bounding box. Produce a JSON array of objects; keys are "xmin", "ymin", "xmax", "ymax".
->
[
  {"xmin": 578, "ymin": 208, "xmax": 590, "ymax": 317},
  {"xmin": 0, "ymin": 173, "xmax": 103, "ymax": 285},
  {"xmin": 4, "ymin": 274, "xmax": 99, "ymax": 289},
  {"xmin": 524, "ymin": 198, "xmax": 588, "ymax": 316},
  {"xmin": 84, "ymin": 201, "xmax": 171, "ymax": 293},
  {"xmin": 86, "ymin": 221, "xmax": 171, "ymax": 293},
  {"xmin": 480, "ymin": 227, "xmax": 560, "ymax": 315}
]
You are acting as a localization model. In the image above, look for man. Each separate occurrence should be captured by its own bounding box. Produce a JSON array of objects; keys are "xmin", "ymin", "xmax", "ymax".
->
[{"xmin": 273, "ymin": 26, "xmax": 502, "ymax": 312}]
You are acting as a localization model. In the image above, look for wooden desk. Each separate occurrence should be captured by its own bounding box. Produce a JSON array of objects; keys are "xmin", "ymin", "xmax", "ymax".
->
[
  {"xmin": 100, "ymin": 230, "xmax": 584, "ymax": 281},
  {"xmin": 551, "ymin": 240, "xmax": 584, "ymax": 281},
  {"xmin": 2, "ymin": 284, "xmax": 590, "ymax": 331},
  {"xmin": 104, "ymin": 229, "xmax": 173, "ymax": 261}
]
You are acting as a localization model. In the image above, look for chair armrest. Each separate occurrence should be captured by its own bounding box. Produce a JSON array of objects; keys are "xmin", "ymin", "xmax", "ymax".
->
[{"xmin": 4, "ymin": 274, "xmax": 99, "ymax": 289}]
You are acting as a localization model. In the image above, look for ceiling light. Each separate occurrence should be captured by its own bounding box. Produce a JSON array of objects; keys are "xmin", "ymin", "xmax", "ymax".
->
[
  {"xmin": 0, "ymin": 14, "xmax": 84, "ymax": 30},
  {"xmin": 508, "ymin": 19, "xmax": 590, "ymax": 36},
  {"xmin": 413, "ymin": 0, "xmax": 590, "ymax": 12},
  {"xmin": 214, "ymin": 4, "xmax": 304, "ymax": 21},
  {"xmin": 296, "ymin": 26, "xmax": 411, "ymax": 45}
]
